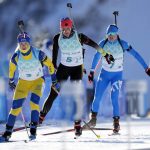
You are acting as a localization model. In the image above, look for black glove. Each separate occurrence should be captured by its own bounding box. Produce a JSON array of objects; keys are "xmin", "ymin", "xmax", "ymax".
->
[
  {"xmin": 104, "ymin": 53, "xmax": 115, "ymax": 64},
  {"xmin": 146, "ymin": 68, "xmax": 150, "ymax": 76},
  {"xmin": 9, "ymin": 79, "xmax": 16, "ymax": 90},
  {"xmin": 88, "ymin": 71, "xmax": 94, "ymax": 83}
]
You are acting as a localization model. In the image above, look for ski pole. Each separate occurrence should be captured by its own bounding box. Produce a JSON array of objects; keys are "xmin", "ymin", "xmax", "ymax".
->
[
  {"xmin": 20, "ymin": 111, "xmax": 30, "ymax": 139},
  {"xmin": 66, "ymin": 2, "xmax": 89, "ymax": 76},
  {"xmin": 18, "ymin": 20, "xmax": 25, "ymax": 33},
  {"xmin": 17, "ymin": 21, "xmax": 30, "ymax": 138},
  {"xmin": 66, "ymin": 2, "xmax": 77, "ymax": 30},
  {"xmin": 113, "ymin": 11, "xmax": 119, "ymax": 26},
  {"xmin": 83, "ymin": 120, "xmax": 100, "ymax": 139},
  {"xmin": 66, "ymin": 2, "xmax": 72, "ymax": 19}
]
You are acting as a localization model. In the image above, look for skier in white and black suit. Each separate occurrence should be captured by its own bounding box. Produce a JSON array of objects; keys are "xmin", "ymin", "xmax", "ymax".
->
[{"xmin": 39, "ymin": 17, "xmax": 115, "ymax": 137}]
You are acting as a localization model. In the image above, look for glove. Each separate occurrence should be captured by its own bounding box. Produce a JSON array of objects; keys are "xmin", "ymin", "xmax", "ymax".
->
[
  {"xmin": 9, "ymin": 78, "xmax": 16, "ymax": 90},
  {"xmin": 51, "ymin": 73, "xmax": 60, "ymax": 92},
  {"xmin": 145, "ymin": 68, "xmax": 150, "ymax": 76},
  {"xmin": 88, "ymin": 71, "xmax": 94, "ymax": 83},
  {"xmin": 104, "ymin": 53, "xmax": 115, "ymax": 64}
]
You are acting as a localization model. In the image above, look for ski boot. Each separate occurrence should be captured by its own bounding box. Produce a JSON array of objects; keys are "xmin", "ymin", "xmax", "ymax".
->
[
  {"xmin": 113, "ymin": 116, "xmax": 120, "ymax": 133},
  {"xmin": 74, "ymin": 120, "xmax": 82, "ymax": 137},
  {"xmin": 0, "ymin": 125, "xmax": 13, "ymax": 142},
  {"xmin": 82, "ymin": 111, "xmax": 97, "ymax": 129},
  {"xmin": 39, "ymin": 112, "xmax": 46, "ymax": 125},
  {"xmin": 29, "ymin": 122, "xmax": 38, "ymax": 140}
]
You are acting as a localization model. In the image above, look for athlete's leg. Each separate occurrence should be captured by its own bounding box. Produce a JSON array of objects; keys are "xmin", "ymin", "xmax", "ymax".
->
[
  {"xmin": 70, "ymin": 65, "xmax": 83, "ymax": 136},
  {"xmin": 110, "ymin": 71, "xmax": 123, "ymax": 133},
  {"xmin": 39, "ymin": 64, "xmax": 69, "ymax": 123},
  {"xmin": 83, "ymin": 69, "xmax": 110, "ymax": 129},
  {"xmin": 70, "ymin": 65, "xmax": 83, "ymax": 80},
  {"xmin": 110, "ymin": 71, "xmax": 122, "ymax": 117},
  {"xmin": 2, "ymin": 79, "xmax": 29, "ymax": 141},
  {"xmin": 30, "ymin": 77, "xmax": 44, "ymax": 137},
  {"xmin": 92, "ymin": 70, "xmax": 110, "ymax": 113}
]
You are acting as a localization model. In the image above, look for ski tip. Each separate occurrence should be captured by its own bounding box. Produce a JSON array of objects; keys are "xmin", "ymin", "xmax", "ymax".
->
[
  {"xmin": 108, "ymin": 132, "xmax": 120, "ymax": 136},
  {"xmin": 97, "ymin": 135, "xmax": 101, "ymax": 139},
  {"xmin": 74, "ymin": 135, "xmax": 80, "ymax": 139}
]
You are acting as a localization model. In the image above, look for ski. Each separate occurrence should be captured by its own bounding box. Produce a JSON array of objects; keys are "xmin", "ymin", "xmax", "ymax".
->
[
  {"xmin": 108, "ymin": 132, "xmax": 121, "ymax": 136},
  {"xmin": 74, "ymin": 135, "xmax": 80, "ymax": 139},
  {"xmin": 0, "ymin": 126, "xmax": 29, "ymax": 136},
  {"xmin": 0, "ymin": 138, "xmax": 32, "ymax": 143},
  {"xmin": 0, "ymin": 122, "xmax": 54, "ymax": 136},
  {"xmin": 42, "ymin": 127, "xmax": 113, "ymax": 136},
  {"xmin": 24, "ymin": 138, "xmax": 36, "ymax": 143},
  {"xmin": 0, "ymin": 140, "xmax": 19, "ymax": 143},
  {"xmin": 0, "ymin": 122, "xmax": 51, "ymax": 136},
  {"xmin": 42, "ymin": 128, "xmax": 74, "ymax": 135},
  {"xmin": 0, "ymin": 139, "xmax": 37, "ymax": 143},
  {"xmin": 0, "ymin": 136, "xmax": 36, "ymax": 143}
]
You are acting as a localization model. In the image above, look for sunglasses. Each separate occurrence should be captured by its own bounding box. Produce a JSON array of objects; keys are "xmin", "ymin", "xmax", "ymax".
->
[
  {"xmin": 107, "ymin": 32, "xmax": 117, "ymax": 36},
  {"xmin": 61, "ymin": 28, "xmax": 72, "ymax": 32}
]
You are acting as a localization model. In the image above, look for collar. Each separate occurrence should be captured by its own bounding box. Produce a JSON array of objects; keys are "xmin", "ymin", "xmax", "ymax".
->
[
  {"xmin": 62, "ymin": 30, "xmax": 75, "ymax": 39},
  {"xmin": 108, "ymin": 39, "xmax": 118, "ymax": 44},
  {"xmin": 21, "ymin": 47, "xmax": 32, "ymax": 56}
]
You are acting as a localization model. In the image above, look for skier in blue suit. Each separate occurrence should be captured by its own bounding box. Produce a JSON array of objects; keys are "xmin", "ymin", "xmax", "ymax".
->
[{"xmin": 83, "ymin": 24, "xmax": 150, "ymax": 133}]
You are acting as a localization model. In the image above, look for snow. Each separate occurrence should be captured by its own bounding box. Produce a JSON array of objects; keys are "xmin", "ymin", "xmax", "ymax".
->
[{"xmin": 0, "ymin": 119, "xmax": 150, "ymax": 150}]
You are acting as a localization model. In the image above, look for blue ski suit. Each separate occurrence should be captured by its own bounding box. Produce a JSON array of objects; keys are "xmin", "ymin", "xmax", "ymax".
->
[{"xmin": 91, "ymin": 37, "xmax": 148, "ymax": 117}]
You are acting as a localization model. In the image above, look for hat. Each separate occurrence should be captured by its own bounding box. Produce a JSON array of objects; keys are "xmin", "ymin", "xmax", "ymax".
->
[
  {"xmin": 17, "ymin": 32, "xmax": 30, "ymax": 43},
  {"xmin": 106, "ymin": 24, "xmax": 118, "ymax": 35},
  {"xmin": 60, "ymin": 17, "xmax": 73, "ymax": 28}
]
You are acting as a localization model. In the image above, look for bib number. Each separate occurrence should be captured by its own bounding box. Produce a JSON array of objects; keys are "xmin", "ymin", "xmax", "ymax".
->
[
  {"xmin": 66, "ymin": 57, "xmax": 72, "ymax": 62},
  {"xmin": 66, "ymin": 57, "xmax": 81, "ymax": 63}
]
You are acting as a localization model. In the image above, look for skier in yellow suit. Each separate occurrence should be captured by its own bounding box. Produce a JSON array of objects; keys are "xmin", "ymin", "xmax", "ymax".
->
[{"xmin": 0, "ymin": 32, "xmax": 59, "ymax": 142}]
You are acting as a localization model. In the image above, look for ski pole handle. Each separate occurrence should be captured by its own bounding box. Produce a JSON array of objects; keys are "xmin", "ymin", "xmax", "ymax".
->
[
  {"xmin": 17, "ymin": 20, "xmax": 25, "ymax": 33},
  {"xmin": 67, "ymin": 3, "xmax": 72, "ymax": 8},
  {"xmin": 66, "ymin": 2, "xmax": 77, "ymax": 30},
  {"xmin": 113, "ymin": 11, "xmax": 119, "ymax": 26}
]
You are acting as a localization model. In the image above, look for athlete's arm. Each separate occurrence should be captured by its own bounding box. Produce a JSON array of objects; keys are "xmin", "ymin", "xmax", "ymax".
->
[
  {"xmin": 128, "ymin": 48, "xmax": 148, "ymax": 69},
  {"xmin": 39, "ymin": 51, "xmax": 55, "ymax": 75},
  {"xmin": 79, "ymin": 33, "xmax": 106, "ymax": 56},
  {"xmin": 52, "ymin": 34, "xmax": 60, "ymax": 69},
  {"xmin": 9, "ymin": 53, "xmax": 18, "ymax": 79},
  {"xmin": 39, "ymin": 50, "xmax": 60, "ymax": 90},
  {"xmin": 90, "ymin": 40, "xmax": 108, "ymax": 71},
  {"xmin": 121, "ymin": 40, "xmax": 148, "ymax": 70}
]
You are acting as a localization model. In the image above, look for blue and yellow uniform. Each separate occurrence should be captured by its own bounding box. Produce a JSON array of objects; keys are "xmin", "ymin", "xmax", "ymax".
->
[
  {"xmin": 0, "ymin": 32, "xmax": 57, "ymax": 141},
  {"xmin": 8, "ymin": 46, "xmax": 55, "ymax": 126}
]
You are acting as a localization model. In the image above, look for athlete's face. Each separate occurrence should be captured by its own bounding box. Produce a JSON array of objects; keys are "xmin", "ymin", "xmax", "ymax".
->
[
  {"xmin": 19, "ymin": 42, "xmax": 30, "ymax": 53},
  {"xmin": 62, "ymin": 27, "xmax": 72, "ymax": 37},
  {"xmin": 107, "ymin": 34, "xmax": 118, "ymax": 42}
]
